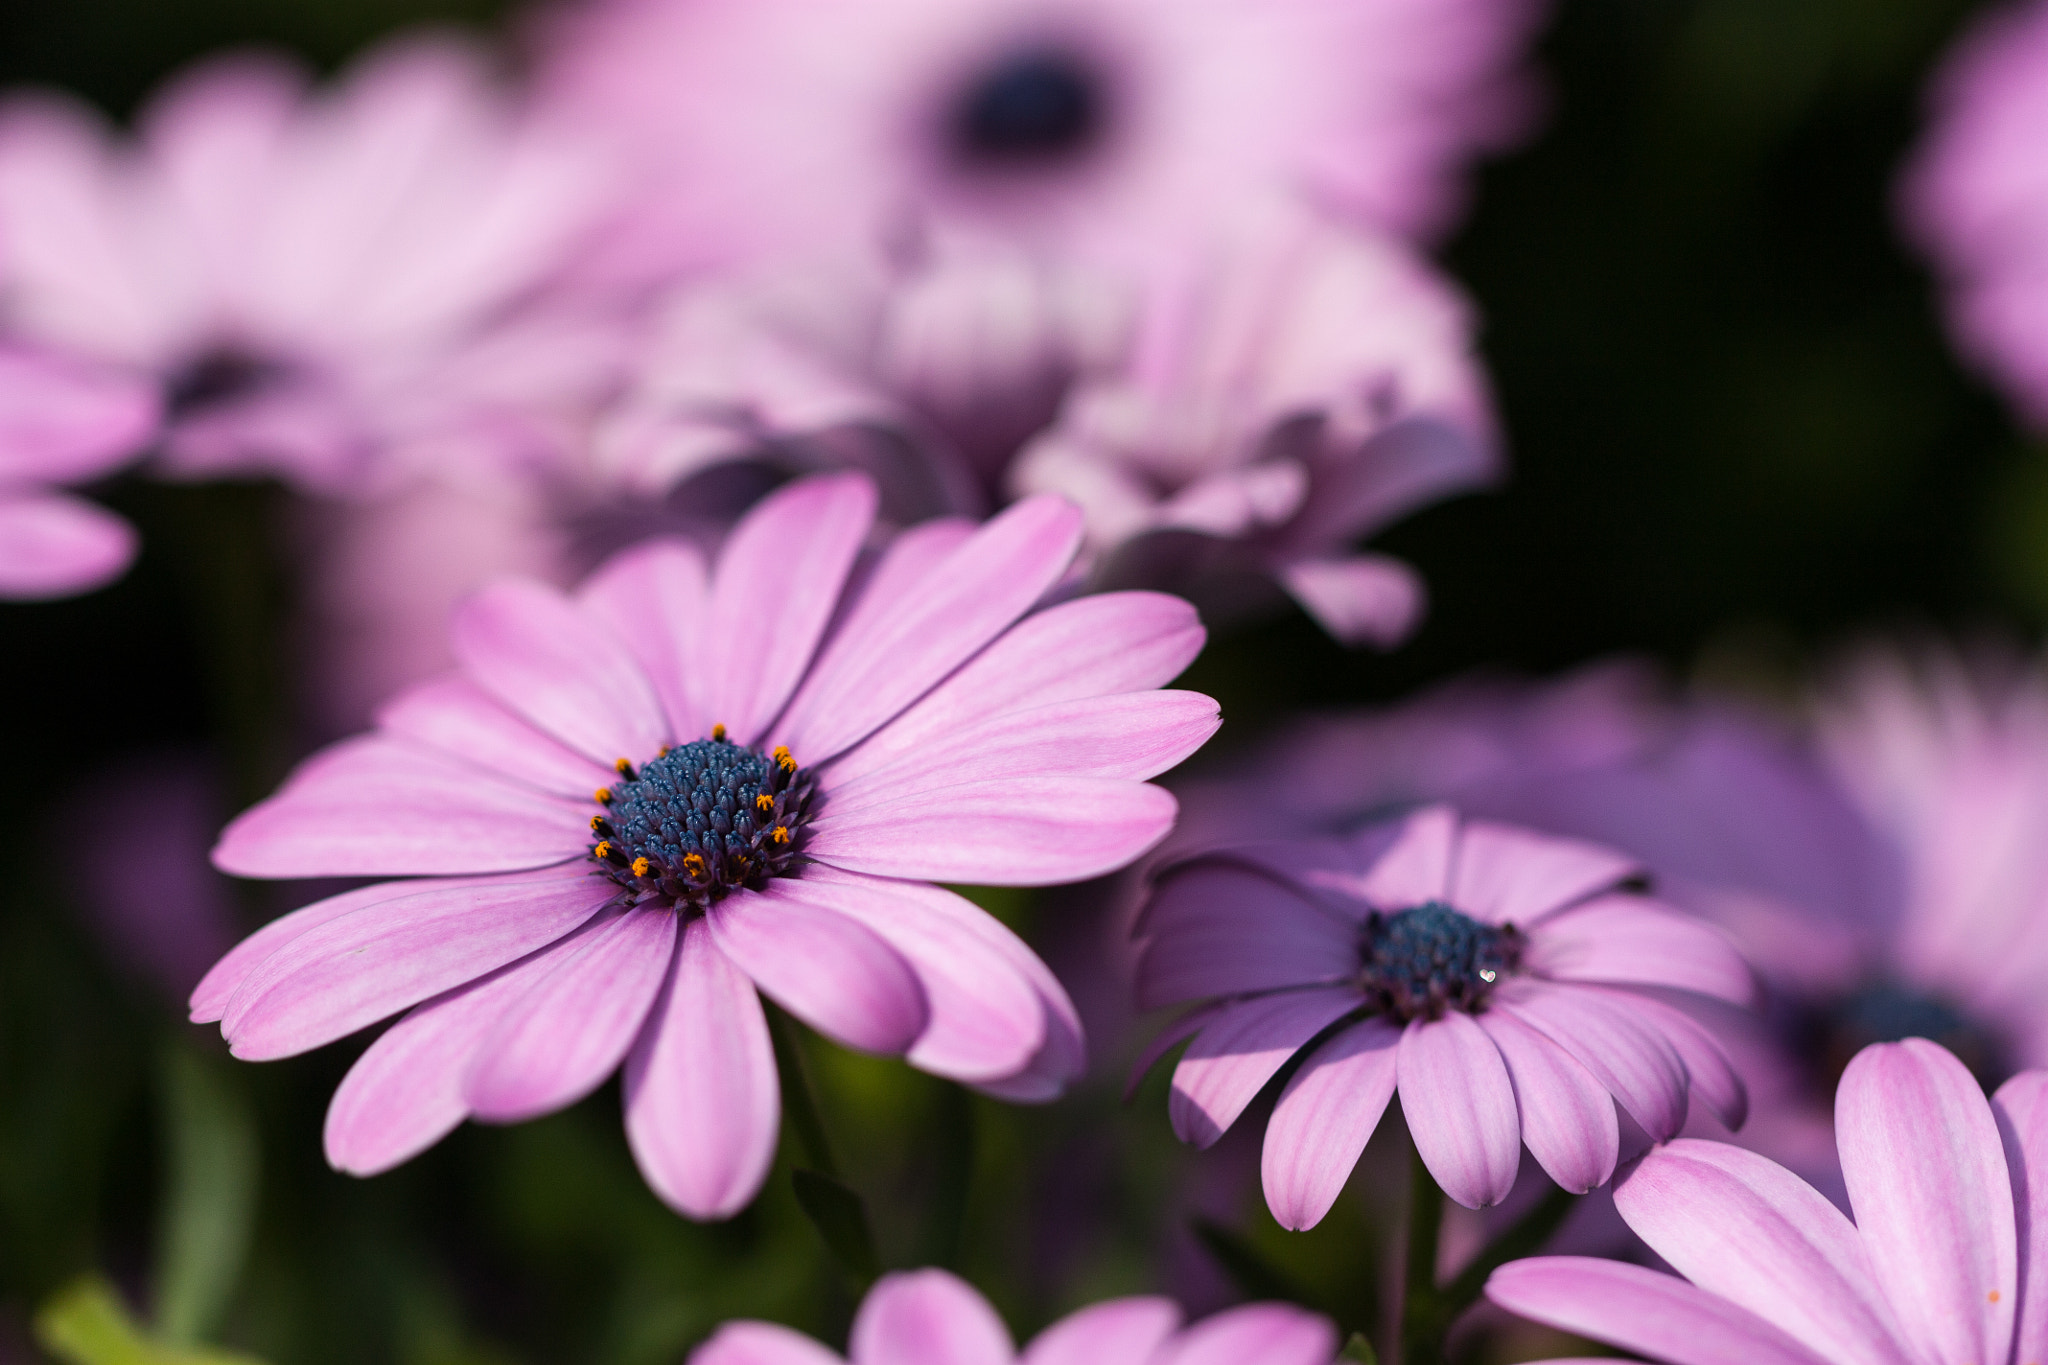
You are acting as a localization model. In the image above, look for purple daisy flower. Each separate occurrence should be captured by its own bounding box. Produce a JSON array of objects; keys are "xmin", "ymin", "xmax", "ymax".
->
[
  {"xmin": 0, "ymin": 344, "xmax": 159, "ymax": 598},
  {"xmin": 691, "ymin": 1267, "xmax": 1338, "ymax": 1365},
  {"xmin": 1489, "ymin": 1036, "xmax": 2048, "ymax": 1365},
  {"xmin": 1134, "ymin": 804, "xmax": 1753, "ymax": 1228},
  {"xmin": 192, "ymin": 472, "xmax": 1219, "ymax": 1218}
]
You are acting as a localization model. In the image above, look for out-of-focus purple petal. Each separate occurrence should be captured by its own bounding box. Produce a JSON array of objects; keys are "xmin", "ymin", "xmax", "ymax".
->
[
  {"xmin": 806, "ymin": 776, "xmax": 1177, "ymax": 886},
  {"xmin": 701, "ymin": 473, "xmax": 875, "ymax": 745},
  {"xmin": 1449, "ymin": 821, "xmax": 1638, "ymax": 926},
  {"xmin": 1398, "ymin": 1012, "xmax": 1521, "ymax": 1208},
  {"xmin": 1261, "ymin": 1016, "xmax": 1401, "ymax": 1230},
  {"xmin": 0, "ymin": 346, "xmax": 158, "ymax": 483},
  {"xmin": 1135, "ymin": 862, "xmax": 1356, "ymax": 1009},
  {"xmin": 624, "ymin": 920, "xmax": 779, "ymax": 1220},
  {"xmin": 1477, "ymin": 1008, "xmax": 1619, "ymax": 1193},
  {"xmin": 1486, "ymin": 1257, "xmax": 1836, "ymax": 1365},
  {"xmin": 1836, "ymin": 1039, "xmax": 2016, "ymax": 1365},
  {"xmin": 1170, "ymin": 987, "xmax": 1363, "ymax": 1148},
  {"xmin": 1625, "ymin": 991, "xmax": 1749, "ymax": 1131},
  {"xmin": 848, "ymin": 1269, "xmax": 1013, "ymax": 1365},
  {"xmin": 1500, "ymin": 982, "xmax": 1689, "ymax": 1141},
  {"xmin": 1277, "ymin": 554, "xmax": 1423, "ymax": 647},
  {"xmin": 1356, "ymin": 804, "xmax": 1457, "ymax": 907},
  {"xmin": 691, "ymin": 1322, "xmax": 847, "ymax": 1365},
  {"xmin": 576, "ymin": 537, "xmax": 714, "ymax": 742},
  {"xmin": 465, "ymin": 904, "xmax": 677, "ymax": 1122},
  {"xmin": 376, "ymin": 674, "xmax": 614, "ymax": 799},
  {"xmin": 1615, "ymin": 1140, "xmax": 1915, "ymax": 1365},
  {"xmin": 708, "ymin": 881, "xmax": 928, "ymax": 1055},
  {"xmin": 1527, "ymin": 895, "xmax": 1754, "ymax": 1004},
  {"xmin": 1022, "ymin": 1299, "xmax": 1179, "ymax": 1365},
  {"xmin": 221, "ymin": 866, "xmax": 606, "ymax": 1060},
  {"xmin": 1153, "ymin": 1302, "xmax": 1339, "ymax": 1365},
  {"xmin": 1994, "ymin": 1070, "xmax": 2048, "ymax": 1365},
  {"xmin": 0, "ymin": 489, "xmax": 136, "ymax": 598}
]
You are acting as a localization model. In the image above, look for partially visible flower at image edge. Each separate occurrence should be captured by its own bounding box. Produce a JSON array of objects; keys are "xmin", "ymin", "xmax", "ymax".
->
[
  {"xmin": 192, "ymin": 472, "xmax": 1220, "ymax": 1218},
  {"xmin": 1489, "ymin": 1036, "xmax": 2048, "ymax": 1365},
  {"xmin": 1134, "ymin": 804, "xmax": 1755, "ymax": 1227},
  {"xmin": 691, "ymin": 1266, "xmax": 1339, "ymax": 1365},
  {"xmin": 0, "ymin": 345, "xmax": 159, "ymax": 599}
]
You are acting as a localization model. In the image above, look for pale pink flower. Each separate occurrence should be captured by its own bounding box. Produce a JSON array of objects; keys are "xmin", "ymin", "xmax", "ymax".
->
[
  {"xmin": 537, "ymin": 0, "xmax": 1544, "ymax": 279},
  {"xmin": 0, "ymin": 35, "xmax": 618, "ymax": 493},
  {"xmin": 692, "ymin": 1267, "xmax": 1338, "ymax": 1365},
  {"xmin": 193, "ymin": 473, "xmax": 1218, "ymax": 1218},
  {"xmin": 1489, "ymin": 1037, "xmax": 2048, "ymax": 1365},
  {"xmin": 0, "ymin": 344, "xmax": 158, "ymax": 598},
  {"xmin": 1902, "ymin": 0, "xmax": 2048, "ymax": 429},
  {"xmin": 1134, "ymin": 803, "xmax": 1753, "ymax": 1227}
]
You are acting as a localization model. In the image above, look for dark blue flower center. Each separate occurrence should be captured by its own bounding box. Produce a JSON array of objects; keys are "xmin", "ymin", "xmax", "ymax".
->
[
  {"xmin": 588, "ymin": 731, "xmax": 816, "ymax": 911},
  {"xmin": 949, "ymin": 48, "xmax": 1104, "ymax": 165},
  {"xmin": 166, "ymin": 347, "xmax": 289, "ymax": 417},
  {"xmin": 1359, "ymin": 901, "xmax": 1524, "ymax": 1021},
  {"xmin": 1802, "ymin": 981, "xmax": 2009, "ymax": 1091}
]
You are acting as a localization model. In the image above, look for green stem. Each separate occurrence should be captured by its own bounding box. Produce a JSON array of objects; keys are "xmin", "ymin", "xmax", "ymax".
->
[
  {"xmin": 765, "ymin": 1006, "xmax": 838, "ymax": 1177},
  {"xmin": 1399, "ymin": 1148, "xmax": 1446, "ymax": 1365},
  {"xmin": 920, "ymin": 1083, "xmax": 975, "ymax": 1269}
]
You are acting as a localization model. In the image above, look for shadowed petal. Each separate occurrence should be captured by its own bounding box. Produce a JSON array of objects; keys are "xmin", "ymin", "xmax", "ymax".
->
[
  {"xmin": 625, "ymin": 920, "xmax": 778, "ymax": 1219},
  {"xmin": 701, "ymin": 473, "xmax": 876, "ymax": 746},
  {"xmin": 1357, "ymin": 805, "xmax": 1456, "ymax": 908},
  {"xmin": 1278, "ymin": 554, "xmax": 1423, "ymax": 647},
  {"xmin": 691, "ymin": 1322, "xmax": 846, "ymax": 1365},
  {"xmin": 1135, "ymin": 863, "xmax": 1356, "ymax": 1010},
  {"xmin": 0, "ymin": 490, "xmax": 135, "ymax": 598},
  {"xmin": 450, "ymin": 579, "xmax": 668, "ymax": 765},
  {"xmin": 1156, "ymin": 1303, "xmax": 1340, "ymax": 1365},
  {"xmin": 1528, "ymin": 895, "xmax": 1754, "ymax": 1005},
  {"xmin": 1837, "ymin": 1039, "xmax": 2016, "ymax": 1365},
  {"xmin": 1261, "ymin": 1017, "xmax": 1401, "ymax": 1230},
  {"xmin": 828, "ymin": 591, "xmax": 1206, "ymax": 785},
  {"xmin": 708, "ymin": 881, "xmax": 928, "ymax": 1055},
  {"xmin": 1399, "ymin": 1013, "xmax": 1521, "ymax": 1208},
  {"xmin": 465, "ymin": 904, "xmax": 677, "ymax": 1122},
  {"xmin": 1625, "ymin": 992, "xmax": 1748, "ymax": 1131},
  {"xmin": 1994, "ymin": 1070, "xmax": 2048, "ymax": 1365},
  {"xmin": 775, "ymin": 496, "xmax": 1083, "ymax": 763},
  {"xmin": 213, "ymin": 735, "xmax": 588, "ymax": 877},
  {"xmin": 577, "ymin": 537, "xmax": 712, "ymax": 741},
  {"xmin": 806, "ymin": 776, "xmax": 1177, "ymax": 886},
  {"xmin": 849, "ymin": 1270, "xmax": 1013, "ymax": 1365},
  {"xmin": 222, "ymin": 867, "xmax": 608, "ymax": 1060},
  {"xmin": 1451, "ymin": 822, "xmax": 1638, "ymax": 926},
  {"xmin": 1478, "ymin": 1009, "xmax": 1619, "ymax": 1193},
  {"xmin": 1487, "ymin": 1258, "xmax": 1836, "ymax": 1365},
  {"xmin": 1171, "ymin": 987, "xmax": 1363, "ymax": 1147},
  {"xmin": 1500, "ymin": 983, "xmax": 1689, "ymax": 1140},
  {"xmin": 1022, "ymin": 1299, "xmax": 1179, "ymax": 1365},
  {"xmin": 377, "ymin": 674, "xmax": 614, "ymax": 798},
  {"xmin": 1615, "ymin": 1140, "xmax": 1915, "ymax": 1365}
]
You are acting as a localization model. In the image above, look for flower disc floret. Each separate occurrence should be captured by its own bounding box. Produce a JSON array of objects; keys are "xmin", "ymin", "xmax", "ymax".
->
[
  {"xmin": 949, "ymin": 48, "xmax": 1106, "ymax": 166},
  {"xmin": 1360, "ymin": 901, "xmax": 1522, "ymax": 1021},
  {"xmin": 591, "ymin": 735, "xmax": 816, "ymax": 909}
]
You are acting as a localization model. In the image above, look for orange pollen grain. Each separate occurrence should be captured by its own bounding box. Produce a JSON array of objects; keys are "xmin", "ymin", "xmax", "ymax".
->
[
  {"xmin": 755, "ymin": 793, "xmax": 774, "ymax": 813},
  {"xmin": 594, "ymin": 841, "xmax": 612, "ymax": 859},
  {"xmin": 1990, "ymin": 1291, "xmax": 2002, "ymax": 1304},
  {"xmin": 711, "ymin": 723, "xmax": 727, "ymax": 741},
  {"xmin": 594, "ymin": 787, "xmax": 612, "ymax": 804},
  {"xmin": 771, "ymin": 825, "xmax": 790, "ymax": 845},
  {"xmin": 614, "ymin": 758, "xmax": 634, "ymax": 775},
  {"xmin": 683, "ymin": 853, "xmax": 707, "ymax": 877},
  {"xmin": 631, "ymin": 856, "xmax": 653, "ymax": 877},
  {"xmin": 772, "ymin": 745, "xmax": 795, "ymax": 771}
]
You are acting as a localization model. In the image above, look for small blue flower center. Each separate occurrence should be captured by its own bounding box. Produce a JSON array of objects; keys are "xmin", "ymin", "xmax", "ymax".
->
[
  {"xmin": 1804, "ymin": 981, "xmax": 2009, "ymax": 1090},
  {"xmin": 950, "ymin": 48, "xmax": 1104, "ymax": 165},
  {"xmin": 588, "ymin": 732, "xmax": 816, "ymax": 911},
  {"xmin": 1359, "ymin": 901, "xmax": 1524, "ymax": 1021}
]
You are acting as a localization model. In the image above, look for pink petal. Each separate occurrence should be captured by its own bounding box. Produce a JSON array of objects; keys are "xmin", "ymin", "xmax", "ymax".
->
[
  {"xmin": 707, "ymin": 881, "xmax": 928, "ymax": 1055},
  {"xmin": 805, "ymin": 776, "xmax": 1178, "ymax": 886},
  {"xmin": 1624, "ymin": 992, "xmax": 1749, "ymax": 1130},
  {"xmin": 0, "ymin": 489, "xmax": 135, "ymax": 599},
  {"xmin": 1486, "ymin": 1257, "xmax": 1836, "ymax": 1365},
  {"xmin": 1450, "ymin": 822, "xmax": 1638, "ymax": 926},
  {"xmin": 1398, "ymin": 1013, "xmax": 1521, "ymax": 1208},
  {"xmin": 1356, "ymin": 805, "xmax": 1457, "ymax": 908},
  {"xmin": 700, "ymin": 473, "xmax": 875, "ymax": 745},
  {"xmin": 1836, "ymin": 1039, "xmax": 2016, "ymax": 1365},
  {"xmin": 798, "ymin": 519, "xmax": 978, "ymax": 681},
  {"xmin": 0, "ymin": 347, "xmax": 157, "ymax": 483},
  {"xmin": 1022, "ymin": 1299, "xmax": 1179, "ymax": 1365},
  {"xmin": 1277, "ymin": 554, "xmax": 1424, "ymax": 647},
  {"xmin": 1499, "ymin": 982, "xmax": 1690, "ymax": 1140},
  {"xmin": 578, "ymin": 537, "xmax": 714, "ymax": 742},
  {"xmin": 1994, "ymin": 1070, "xmax": 2048, "ymax": 1365},
  {"xmin": 826, "ymin": 591, "xmax": 1206, "ymax": 786},
  {"xmin": 953, "ymin": 923, "xmax": 1085, "ymax": 1104},
  {"xmin": 1135, "ymin": 863, "xmax": 1357, "ymax": 1010},
  {"xmin": 768, "ymin": 868, "xmax": 1045, "ymax": 1084},
  {"xmin": 464, "ymin": 904, "xmax": 678, "ymax": 1122},
  {"xmin": 691, "ymin": 1322, "xmax": 846, "ymax": 1365},
  {"xmin": 1261, "ymin": 1017, "xmax": 1402, "ymax": 1231},
  {"xmin": 775, "ymin": 496, "xmax": 1083, "ymax": 764},
  {"xmin": 624, "ymin": 920, "xmax": 779, "ymax": 1219},
  {"xmin": 1477, "ymin": 1009, "xmax": 1619, "ymax": 1193},
  {"xmin": 848, "ymin": 1269, "xmax": 1014, "ymax": 1365},
  {"xmin": 221, "ymin": 867, "xmax": 608, "ymax": 1060},
  {"xmin": 1155, "ymin": 1304, "xmax": 1340, "ymax": 1365},
  {"xmin": 825, "ymin": 692, "xmax": 1220, "ymax": 811},
  {"xmin": 324, "ymin": 924, "xmax": 601, "ymax": 1175},
  {"xmin": 212, "ymin": 735, "xmax": 589, "ymax": 877},
  {"xmin": 450, "ymin": 579, "xmax": 669, "ymax": 766},
  {"xmin": 376, "ymin": 674, "xmax": 614, "ymax": 799},
  {"xmin": 192, "ymin": 877, "xmax": 427, "ymax": 1023},
  {"xmin": 1528, "ymin": 895, "xmax": 1754, "ymax": 1004},
  {"xmin": 1615, "ymin": 1140, "xmax": 1915, "ymax": 1365},
  {"xmin": 1171, "ymin": 987, "xmax": 1364, "ymax": 1148}
]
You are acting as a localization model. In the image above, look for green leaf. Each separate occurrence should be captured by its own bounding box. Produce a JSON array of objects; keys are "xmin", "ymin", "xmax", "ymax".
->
[
  {"xmin": 35, "ymin": 1277, "xmax": 266, "ymax": 1365},
  {"xmin": 1340, "ymin": 1332, "xmax": 1378, "ymax": 1365},
  {"xmin": 154, "ymin": 1043, "xmax": 259, "ymax": 1345},
  {"xmin": 791, "ymin": 1168, "xmax": 881, "ymax": 1284}
]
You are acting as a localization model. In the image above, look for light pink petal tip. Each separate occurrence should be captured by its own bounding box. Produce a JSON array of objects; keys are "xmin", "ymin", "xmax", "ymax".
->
[
  {"xmin": 690, "ymin": 1321, "xmax": 845, "ymax": 1365},
  {"xmin": 849, "ymin": 1269, "xmax": 1013, "ymax": 1365},
  {"xmin": 1278, "ymin": 554, "xmax": 1424, "ymax": 647},
  {"xmin": 1398, "ymin": 1012, "xmax": 1520, "ymax": 1209},
  {"xmin": 1993, "ymin": 1069, "xmax": 2048, "ymax": 1365},
  {"xmin": 1487, "ymin": 1257, "xmax": 1834, "ymax": 1365},
  {"xmin": 708, "ymin": 881, "xmax": 928, "ymax": 1056},
  {"xmin": 1477, "ymin": 1008, "xmax": 1618, "ymax": 1194},
  {"xmin": 1262, "ymin": 1017, "xmax": 1401, "ymax": 1231},
  {"xmin": 0, "ymin": 490, "xmax": 137, "ymax": 599},
  {"xmin": 1155, "ymin": 1302, "xmax": 1339, "ymax": 1365},
  {"xmin": 1022, "ymin": 1298, "xmax": 1179, "ymax": 1365}
]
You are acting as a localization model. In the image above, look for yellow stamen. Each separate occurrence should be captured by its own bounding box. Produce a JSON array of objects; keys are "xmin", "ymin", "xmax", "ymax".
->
[
  {"xmin": 711, "ymin": 723, "xmax": 727, "ymax": 741},
  {"xmin": 683, "ymin": 852, "xmax": 708, "ymax": 878},
  {"xmin": 772, "ymin": 745, "xmax": 795, "ymax": 772},
  {"xmin": 590, "ymin": 815, "xmax": 607, "ymax": 833},
  {"xmin": 594, "ymin": 787, "xmax": 613, "ymax": 804},
  {"xmin": 770, "ymin": 825, "xmax": 790, "ymax": 845},
  {"xmin": 593, "ymin": 841, "xmax": 612, "ymax": 860},
  {"xmin": 614, "ymin": 758, "xmax": 634, "ymax": 775},
  {"xmin": 631, "ymin": 856, "xmax": 653, "ymax": 878},
  {"xmin": 755, "ymin": 793, "xmax": 774, "ymax": 813}
]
